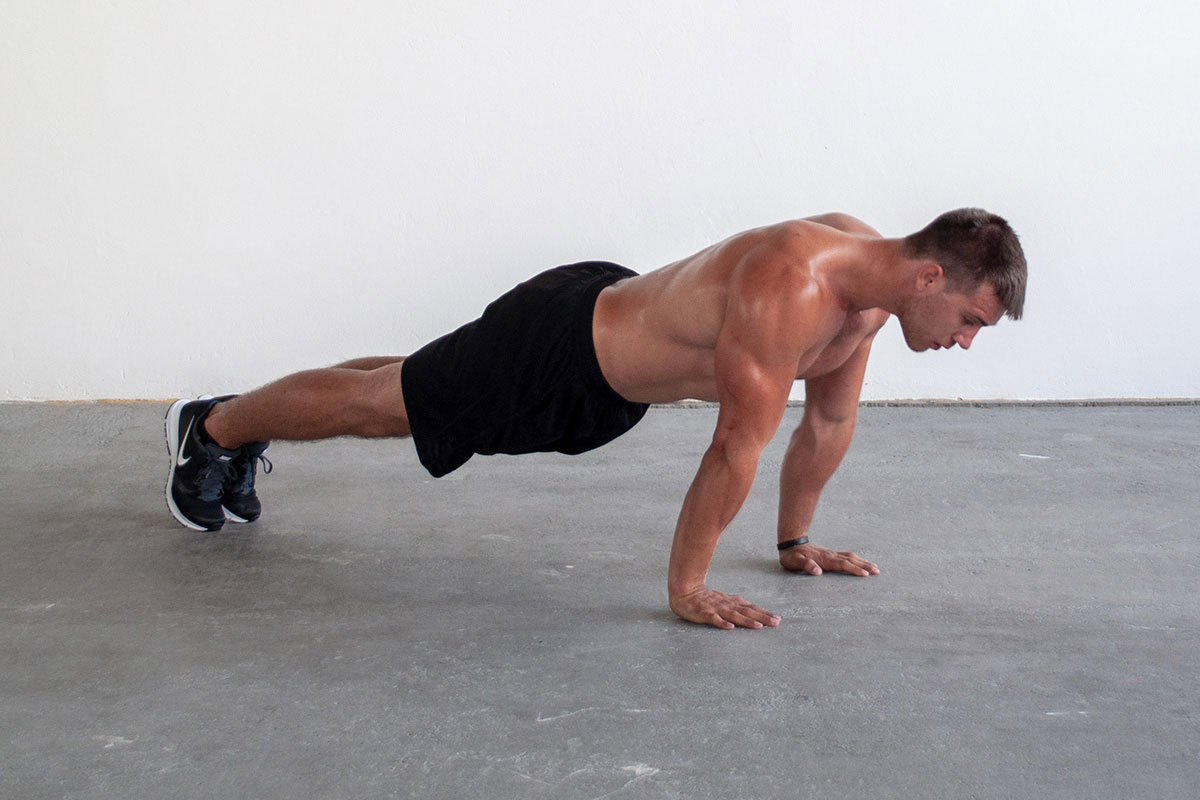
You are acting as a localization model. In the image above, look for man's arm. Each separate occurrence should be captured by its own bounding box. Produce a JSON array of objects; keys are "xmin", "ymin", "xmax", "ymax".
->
[
  {"xmin": 667, "ymin": 243, "xmax": 820, "ymax": 630},
  {"xmin": 772, "ymin": 211, "xmax": 882, "ymax": 576},
  {"xmin": 777, "ymin": 337, "xmax": 881, "ymax": 577}
]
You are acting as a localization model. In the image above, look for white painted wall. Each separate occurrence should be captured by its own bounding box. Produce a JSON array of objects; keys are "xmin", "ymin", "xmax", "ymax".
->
[{"xmin": 3, "ymin": 1, "xmax": 1198, "ymax": 401}]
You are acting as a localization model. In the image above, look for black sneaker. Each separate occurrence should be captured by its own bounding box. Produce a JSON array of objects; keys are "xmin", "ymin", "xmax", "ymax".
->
[
  {"xmin": 164, "ymin": 397, "xmax": 239, "ymax": 531},
  {"xmin": 223, "ymin": 442, "xmax": 272, "ymax": 523}
]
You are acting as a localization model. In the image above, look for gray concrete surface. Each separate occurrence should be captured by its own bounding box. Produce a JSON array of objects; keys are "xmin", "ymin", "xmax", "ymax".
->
[{"xmin": 1, "ymin": 402, "xmax": 1197, "ymax": 800}]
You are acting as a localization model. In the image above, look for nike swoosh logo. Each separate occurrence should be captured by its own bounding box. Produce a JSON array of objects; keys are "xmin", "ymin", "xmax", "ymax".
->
[{"xmin": 177, "ymin": 417, "xmax": 195, "ymax": 466}]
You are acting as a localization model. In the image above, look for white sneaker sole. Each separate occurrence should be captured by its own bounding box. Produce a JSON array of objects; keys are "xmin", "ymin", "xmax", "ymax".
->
[
  {"xmin": 223, "ymin": 507, "xmax": 251, "ymax": 523},
  {"xmin": 164, "ymin": 396, "xmax": 217, "ymax": 532}
]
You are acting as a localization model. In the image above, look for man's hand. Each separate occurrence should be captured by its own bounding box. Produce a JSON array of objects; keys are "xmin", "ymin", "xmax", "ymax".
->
[
  {"xmin": 780, "ymin": 542, "xmax": 880, "ymax": 577},
  {"xmin": 670, "ymin": 586, "xmax": 782, "ymax": 630}
]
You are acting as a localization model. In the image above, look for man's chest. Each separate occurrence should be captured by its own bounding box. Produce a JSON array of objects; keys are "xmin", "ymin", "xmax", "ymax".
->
[{"xmin": 794, "ymin": 309, "xmax": 889, "ymax": 380}]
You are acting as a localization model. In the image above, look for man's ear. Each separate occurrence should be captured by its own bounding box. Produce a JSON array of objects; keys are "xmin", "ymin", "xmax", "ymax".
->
[{"xmin": 914, "ymin": 260, "xmax": 945, "ymax": 294}]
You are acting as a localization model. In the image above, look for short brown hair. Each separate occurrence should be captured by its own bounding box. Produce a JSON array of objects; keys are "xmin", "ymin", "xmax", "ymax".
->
[{"xmin": 904, "ymin": 208, "xmax": 1027, "ymax": 320}]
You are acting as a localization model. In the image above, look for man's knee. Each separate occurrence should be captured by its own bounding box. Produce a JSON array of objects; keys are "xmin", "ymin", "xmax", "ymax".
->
[{"xmin": 359, "ymin": 360, "xmax": 411, "ymax": 437}]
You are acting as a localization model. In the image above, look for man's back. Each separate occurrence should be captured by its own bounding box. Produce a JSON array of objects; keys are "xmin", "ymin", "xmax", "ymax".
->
[{"xmin": 593, "ymin": 218, "xmax": 888, "ymax": 404}]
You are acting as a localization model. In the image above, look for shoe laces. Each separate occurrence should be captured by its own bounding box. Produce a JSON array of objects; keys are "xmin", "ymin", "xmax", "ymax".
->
[
  {"xmin": 231, "ymin": 451, "xmax": 272, "ymax": 495},
  {"xmin": 193, "ymin": 448, "xmax": 238, "ymax": 503}
]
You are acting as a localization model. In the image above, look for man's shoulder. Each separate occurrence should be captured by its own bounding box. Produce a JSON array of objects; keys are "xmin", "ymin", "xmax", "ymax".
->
[
  {"xmin": 754, "ymin": 218, "xmax": 845, "ymax": 247},
  {"xmin": 744, "ymin": 216, "xmax": 875, "ymax": 267},
  {"xmin": 798, "ymin": 212, "xmax": 883, "ymax": 238},
  {"xmin": 696, "ymin": 214, "xmax": 877, "ymax": 272}
]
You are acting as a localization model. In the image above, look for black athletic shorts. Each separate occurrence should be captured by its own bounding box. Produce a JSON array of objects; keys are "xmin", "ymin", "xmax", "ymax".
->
[{"xmin": 401, "ymin": 261, "xmax": 650, "ymax": 478}]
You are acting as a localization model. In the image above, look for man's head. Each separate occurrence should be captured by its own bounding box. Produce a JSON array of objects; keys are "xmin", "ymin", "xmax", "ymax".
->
[{"xmin": 896, "ymin": 208, "xmax": 1027, "ymax": 352}]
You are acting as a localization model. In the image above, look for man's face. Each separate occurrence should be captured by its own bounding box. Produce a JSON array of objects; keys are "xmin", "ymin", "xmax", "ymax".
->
[{"xmin": 899, "ymin": 281, "xmax": 1005, "ymax": 353}]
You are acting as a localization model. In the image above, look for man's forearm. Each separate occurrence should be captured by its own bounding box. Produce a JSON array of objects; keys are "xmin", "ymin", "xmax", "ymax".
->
[
  {"xmin": 668, "ymin": 442, "xmax": 758, "ymax": 597},
  {"xmin": 776, "ymin": 417, "xmax": 855, "ymax": 542}
]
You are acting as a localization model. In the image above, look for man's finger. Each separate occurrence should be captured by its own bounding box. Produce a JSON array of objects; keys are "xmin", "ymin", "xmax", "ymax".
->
[
  {"xmin": 843, "ymin": 553, "xmax": 880, "ymax": 574},
  {"xmin": 842, "ymin": 561, "xmax": 871, "ymax": 577},
  {"xmin": 726, "ymin": 612, "xmax": 764, "ymax": 629},
  {"xmin": 732, "ymin": 601, "xmax": 780, "ymax": 627},
  {"xmin": 723, "ymin": 606, "xmax": 779, "ymax": 629},
  {"xmin": 830, "ymin": 557, "xmax": 867, "ymax": 576},
  {"xmin": 804, "ymin": 559, "xmax": 824, "ymax": 576},
  {"xmin": 825, "ymin": 554, "xmax": 876, "ymax": 576},
  {"xmin": 708, "ymin": 613, "xmax": 736, "ymax": 630},
  {"xmin": 851, "ymin": 558, "xmax": 879, "ymax": 575},
  {"xmin": 749, "ymin": 607, "xmax": 782, "ymax": 627}
]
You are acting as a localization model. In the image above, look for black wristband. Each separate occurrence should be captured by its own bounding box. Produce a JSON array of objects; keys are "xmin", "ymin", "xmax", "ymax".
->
[{"xmin": 777, "ymin": 536, "xmax": 809, "ymax": 552}]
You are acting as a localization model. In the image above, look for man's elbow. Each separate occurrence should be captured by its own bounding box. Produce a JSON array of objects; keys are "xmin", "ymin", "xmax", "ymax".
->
[
  {"xmin": 709, "ymin": 426, "xmax": 769, "ymax": 476},
  {"xmin": 794, "ymin": 410, "xmax": 858, "ymax": 445}
]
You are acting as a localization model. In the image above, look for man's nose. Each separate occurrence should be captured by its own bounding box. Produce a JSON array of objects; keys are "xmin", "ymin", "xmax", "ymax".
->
[{"xmin": 955, "ymin": 327, "xmax": 977, "ymax": 350}]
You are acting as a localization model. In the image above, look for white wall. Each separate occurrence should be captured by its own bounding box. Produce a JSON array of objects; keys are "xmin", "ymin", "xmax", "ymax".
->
[{"xmin": 3, "ymin": 1, "xmax": 1198, "ymax": 401}]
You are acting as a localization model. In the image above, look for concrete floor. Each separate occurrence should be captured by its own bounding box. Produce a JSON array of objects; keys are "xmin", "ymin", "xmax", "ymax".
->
[{"xmin": 1, "ymin": 402, "xmax": 1198, "ymax": 799}]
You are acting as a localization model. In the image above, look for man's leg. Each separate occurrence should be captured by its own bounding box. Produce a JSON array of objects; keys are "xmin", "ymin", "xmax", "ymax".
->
[
  {"xmin": 202, "ymin": 357, "xmax": 412, "ymax": 449},
  {"xmin": 164, "ymin": 356, "xmax": 413, "ymax": 531},
  {"xmin": 328, "ymin": 356, "xmax": 407, "ymax": 371}
]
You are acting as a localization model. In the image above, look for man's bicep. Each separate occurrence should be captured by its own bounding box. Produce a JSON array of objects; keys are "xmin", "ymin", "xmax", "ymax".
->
[
  {"xmin": 713, "ymin": 243, "xmax": 823, "ymax": 448},
  {"xmin": 712, "ymin": 312, "xmax": 800, "ymax": 454},
  {"xmin": 712, "ymin": 337, "xmax": 794, "ymax": 452}
]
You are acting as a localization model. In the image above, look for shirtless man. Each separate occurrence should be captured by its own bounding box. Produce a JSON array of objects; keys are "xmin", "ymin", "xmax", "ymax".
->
[{"xmin": 164, "ymin": 208, "xmax": 1026, "ymax": 630}]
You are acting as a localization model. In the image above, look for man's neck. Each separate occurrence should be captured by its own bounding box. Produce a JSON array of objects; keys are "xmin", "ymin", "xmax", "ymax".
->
[{"xmin": 824, "ymin": 237, "xmax": 910, "ymax": 314}]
